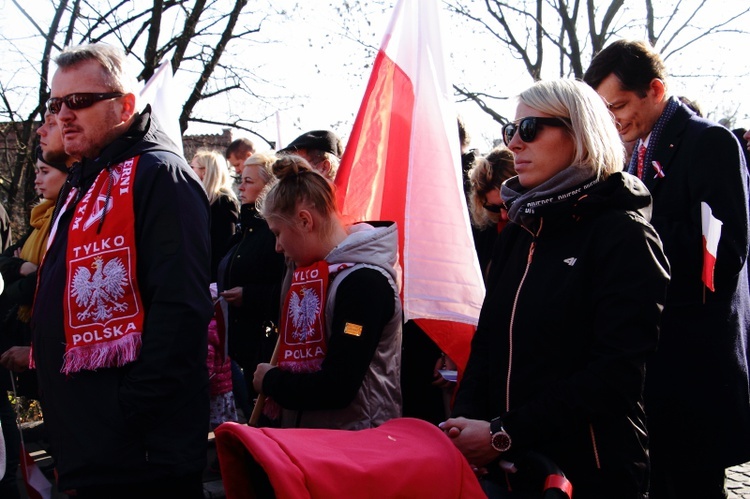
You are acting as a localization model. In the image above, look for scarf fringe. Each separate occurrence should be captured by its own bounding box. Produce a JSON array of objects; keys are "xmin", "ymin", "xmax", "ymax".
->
[{"xmin": 61, "ymin": 333, "xmax": 142, "ymax": 374}]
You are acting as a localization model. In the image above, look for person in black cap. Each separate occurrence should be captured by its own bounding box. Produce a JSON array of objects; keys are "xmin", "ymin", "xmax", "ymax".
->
[{"xmin": 278, "ymin": 129, "xmax": 343, "ymax": 180}]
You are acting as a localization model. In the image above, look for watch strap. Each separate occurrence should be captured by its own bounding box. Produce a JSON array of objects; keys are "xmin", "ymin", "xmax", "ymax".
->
[{"xmin": 490, "ymin": 416, "xmax": 504, "ymax": 434}]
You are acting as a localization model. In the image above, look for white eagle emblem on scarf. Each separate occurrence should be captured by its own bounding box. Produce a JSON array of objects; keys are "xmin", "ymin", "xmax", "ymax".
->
[
  {"xmin": 70, "ymin": 256, "xmax": 129, "ymax": 322},
  {"xmin": 288, "ymin": 287, "xmax": 321, "ymax": 341}
]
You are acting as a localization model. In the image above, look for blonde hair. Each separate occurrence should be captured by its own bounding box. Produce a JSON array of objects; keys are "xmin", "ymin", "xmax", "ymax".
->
[
  {"xmin": 192, "ymin": 149, "xmax": 237, "ymax": 205},
  {"xmin": 259, "ymin": 155, "xmax": 339, "ymax": 236},
  {"xmin": 244, "ymin": 151, "xmax": 277, "ymax": 185},
  {"xmin": 518, "ymin": 79, "xmax": 624, "ymax": 179},
  {"xmin": 55, "ymin": 43, "xmax": 138, "ymax": 95}
]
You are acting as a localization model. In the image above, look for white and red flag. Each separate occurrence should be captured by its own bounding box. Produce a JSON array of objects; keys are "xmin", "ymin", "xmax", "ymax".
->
[
  {"xmin": 334, "ymin": 0, "xmax": 485, "ymax": 372},
  {"xmin": 701, "ymin": 201, "xmax": 723, "ymax": 292},
  {"xmin": 19, "ymin": 446, "xmax": 52, "ymax": 499},
  {"xmin": 139, "ymin": 59, "xmax": 184, "ymax": 157}
]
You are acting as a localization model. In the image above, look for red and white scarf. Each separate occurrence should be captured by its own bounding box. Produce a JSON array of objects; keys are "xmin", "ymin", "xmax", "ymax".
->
[
  {"xmin": 264, "ymin": 260, "xmax": 351, "ymax": 418},
  {"xmin": 277, "ymin": 260, "xmax": 333, "ymax": 373},
  {"xmin": 60, "ymin": 156, "xmax": 145, "ymax": 373}
]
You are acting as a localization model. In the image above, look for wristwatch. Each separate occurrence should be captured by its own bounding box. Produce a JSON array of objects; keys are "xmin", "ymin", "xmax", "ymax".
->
[{"xmin": 490, "ymin": 416, "xmax": 512, "ymax": 453}]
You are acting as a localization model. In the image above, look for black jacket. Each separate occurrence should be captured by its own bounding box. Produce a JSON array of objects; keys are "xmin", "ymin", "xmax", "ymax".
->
[
  {"xmin": 31, "ymin": 108, "xmax": 212, "ymax": 490},
  {"xmin": 0, "ymin": 230, "xmax": 39, "ymax": 395},
  {"xmin": 0, "ymin": 230, "xmax": 37, "ymax": 310},
  {"xmin": 209, "ymin": 193, "xmax": 238, "ymax": 282},
  {"xmin": 217, "ymin": 204, "xmax": 285, "ymax": 381},
  {"xmin": 453, "ymin": 172, "xmax": 670, "ymax": 499}
]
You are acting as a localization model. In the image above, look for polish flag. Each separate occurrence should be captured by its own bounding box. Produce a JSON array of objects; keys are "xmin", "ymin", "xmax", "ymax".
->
[
  {"xmin": 334, "ymin": 0, "xmax": 485, "ymax": 371},
  {"xmin": 701, "ymin": 201, "xmax": 722, "ymax": 292},
  {"xmin": 139, "ymin": 59, "xmax": 184, "ymax": 156},
  {"xmin": 19, "ymin": 446, "xmax": 52, "ymax": 499}
]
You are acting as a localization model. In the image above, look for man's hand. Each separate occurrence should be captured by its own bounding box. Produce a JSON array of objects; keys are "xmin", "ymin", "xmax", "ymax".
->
[
  {"xmin": 19, "ymin": 261, "xmax": 38, "ymax": 276},
  {"xmin": 0, "ymin": 346, "xmax": 31, "ymax": 372},
  {"xmin": 219, "ymin": 287, "xmax": 243, "ymax": 307},
  {"xmin": 439, "ymin": 416, "xmax": 500, "ymax": 466},
  {"xmin": 253, "ymin": 363, "xmax": 274, "ymax": 393}
]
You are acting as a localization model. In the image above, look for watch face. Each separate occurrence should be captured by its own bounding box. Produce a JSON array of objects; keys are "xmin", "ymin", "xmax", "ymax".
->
[{"xmin": 491, "ymin": 431, "xmax": 511, "ymax": 452}]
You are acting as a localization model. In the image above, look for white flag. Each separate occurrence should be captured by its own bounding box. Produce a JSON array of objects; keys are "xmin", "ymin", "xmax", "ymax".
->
[{"xmin": 139, "ymin": 59, "xmax": 184, "ymax": 156}]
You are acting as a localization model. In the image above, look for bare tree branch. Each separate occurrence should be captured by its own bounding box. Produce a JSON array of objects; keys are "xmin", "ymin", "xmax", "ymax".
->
[
  {"xmin": 656, "ymin": 0, "xmax": 705, "ymax": 52},
  {"xmin": 453, "ymin": 84, "xmax": 511, "ymax": 125},
  {"xmin": 179, "ymin": 0, "xmax": 248, "ymax": 132},
  {"xmin": 171, "ymin": 0, "xmax": 208, "ymax": 72},
  {"xmin": 202, "ymin": 84, "xmax": 241, "ymax": 100},
  {"xmin": 142, "ymin": 0, "xmax": 165, "ymax": 82},
  {"xmin": 11, "ymin": 0, "xmax": 64, "ymax": 51},
  {"xmin": 189, "ymin": 116, "xmax": 274, "ymax": 146}
]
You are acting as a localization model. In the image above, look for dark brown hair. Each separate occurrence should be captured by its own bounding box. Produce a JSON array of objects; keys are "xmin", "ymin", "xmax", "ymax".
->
[
  {"xmin": 225, "ymin": 138, "xmax": 255, "ymax": 159},
  {"xmin": 468, "ymin": 147, "xmax": 515, "ymax": 228},
  {"xmin": 583, "ymin": 40, "xmax": 667, "ymax": 97}
]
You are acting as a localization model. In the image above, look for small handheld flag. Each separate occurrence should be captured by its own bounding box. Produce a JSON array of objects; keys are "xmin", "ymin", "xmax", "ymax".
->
[{"xmin": 701, "ymin": 201, "xmax": 722, "ymax": 292}]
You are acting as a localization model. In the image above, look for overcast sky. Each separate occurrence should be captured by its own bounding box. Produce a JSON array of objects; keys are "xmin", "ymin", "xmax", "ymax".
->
[{"xmin": 2, "ymin": 0, "xmax": 748, "ymax": 152}]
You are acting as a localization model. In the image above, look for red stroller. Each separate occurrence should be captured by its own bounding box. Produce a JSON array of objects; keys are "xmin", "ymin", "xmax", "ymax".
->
[{"xmin": 215, "ymin": 417, "xmax": 486, "ymax": 498}]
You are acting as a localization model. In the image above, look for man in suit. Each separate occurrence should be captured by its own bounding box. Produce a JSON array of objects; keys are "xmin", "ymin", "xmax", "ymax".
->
[{"xmin": 585, "ymin": 39, "xmax": 750, "ymax": 499}]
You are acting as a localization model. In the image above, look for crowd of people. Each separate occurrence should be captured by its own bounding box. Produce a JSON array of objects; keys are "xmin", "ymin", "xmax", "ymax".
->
[{"xmin": 0, "ymin": 38, "xmax": 748, "ymax": 499}]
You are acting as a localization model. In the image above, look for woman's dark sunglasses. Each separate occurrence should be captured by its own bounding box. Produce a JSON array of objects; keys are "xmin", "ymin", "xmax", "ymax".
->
[
  {"xmin": 46, "ymin": 92, "xmax": 125, "ymax": 114},
  {"xmin": 482, "ymin": 202, "xmax": 504, "ymax": 214},
  {"xmin": 502, "ymin": 117, "xmax": 571, "ymax": 146}
]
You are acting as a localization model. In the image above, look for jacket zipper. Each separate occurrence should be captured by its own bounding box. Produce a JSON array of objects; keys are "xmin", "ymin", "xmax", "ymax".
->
[
  {"xmin": 505, "ymin": 237, "xmax": 536, "ymax": 412},
  {"xmin": 589, "ymin": 424, "xmax": 601, "ymax": 469},
  {"xmin": 506, "ymin": 219, "xmax": 603, "ymax": 470}
]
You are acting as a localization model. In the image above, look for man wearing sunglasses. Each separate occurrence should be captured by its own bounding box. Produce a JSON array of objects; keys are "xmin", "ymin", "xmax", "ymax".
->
[
  {"xmin": 31, "ymin": 43, "xmax": 212, "ymax": 498},
  {"xmin": 585, "ymin": 40, "xmax": 750, "ymax": 499}
]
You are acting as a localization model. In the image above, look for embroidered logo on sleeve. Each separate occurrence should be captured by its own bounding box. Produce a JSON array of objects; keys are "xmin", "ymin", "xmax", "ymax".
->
[{"xmin": 344, "ymin": 322, "xmax": 363, "ymax": 337}]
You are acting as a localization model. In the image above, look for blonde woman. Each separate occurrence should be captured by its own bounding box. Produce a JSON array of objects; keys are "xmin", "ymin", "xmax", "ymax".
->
[
  {"xmin": 252, "ymin": 155, "xmax": 402, "ymax": 430},
  {"xmin": 216, "ymin": 152, "xmax": 286, "ymax": 420},
  {"xmin": 190, "ymin": 149, "xmax": 239, "ymax": 280},
  {"xmin": 442, "ymin": 79, "xmax": 670, "ymax": 498}
]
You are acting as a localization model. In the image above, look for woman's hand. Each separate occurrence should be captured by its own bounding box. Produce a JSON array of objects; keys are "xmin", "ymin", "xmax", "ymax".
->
[
  {"xmin": 252, "ymin": 363, "xmax": 274, "ymax": 393},
  {"xmin": 219, "ymin": 286, "xmax": 243, "ymax": 307},
  {"xmin": 439, "ymin": 416, "xmax": 501, "ymax": 466},
  {"xmin": 432, "ymin": 353, "xmax": 458, "ymax": 389}
]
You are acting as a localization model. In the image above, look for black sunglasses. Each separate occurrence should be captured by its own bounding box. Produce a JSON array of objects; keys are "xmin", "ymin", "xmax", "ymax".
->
[
  {"xmin": 502, "ymin": 117, "xmax": 571, "ymax": 146},
  {"xmin": 482, "ymin": 202, "xmax": 504, "ymax": 214},
  {"xmin": 46, "ymin": 92, "xmax": 125, "ymax": 114}
]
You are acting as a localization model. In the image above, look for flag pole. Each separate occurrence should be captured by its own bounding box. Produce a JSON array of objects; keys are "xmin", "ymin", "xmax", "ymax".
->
[{"xmin": 248, "ymin": 336, "xmax": 280, "ymax": 427}]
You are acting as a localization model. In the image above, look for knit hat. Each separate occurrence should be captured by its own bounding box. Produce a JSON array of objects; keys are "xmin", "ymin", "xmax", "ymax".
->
[
  {"xmin": 36, "ymin": 146, "xmax": 69, "ymax": 173},
  {"xmin": 279, "ymin": 130, "xmax": 344, "ymax": 158}
]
